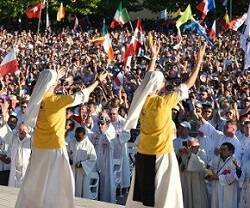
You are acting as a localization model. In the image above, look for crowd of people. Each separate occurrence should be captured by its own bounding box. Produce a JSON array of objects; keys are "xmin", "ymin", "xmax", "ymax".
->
[{"xmin": 0, "ymin": 20, "xmax": 249, "ymax": 208}]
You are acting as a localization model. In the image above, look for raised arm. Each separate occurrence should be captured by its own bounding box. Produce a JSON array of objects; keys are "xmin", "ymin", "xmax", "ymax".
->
[
  {"xmin": 185, "ymin": 43, "xmax": 206, "ymax": 89},
  {"xmin": 148, "ymin": 41, "xmax": 161, "ymax": 72},
  {"xmin": 70, "ymin": 72, "xmax": 108, "ymax": 107},
  {"xmin": 86, "ymin": 71, "xmax": 108, "ymax": 93}
]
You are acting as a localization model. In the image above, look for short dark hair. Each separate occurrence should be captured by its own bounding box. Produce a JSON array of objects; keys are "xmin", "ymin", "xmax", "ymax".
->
[
  {"xmin": 75, "ymin": 127, "xmax": 86, "ymax": 135},
  {"xmin": 221, "ymin": 142, "xmax": 235, "ymax": 154}
]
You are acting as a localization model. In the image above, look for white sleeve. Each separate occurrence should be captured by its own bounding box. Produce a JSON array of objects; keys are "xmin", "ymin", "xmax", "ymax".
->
[
  {"xmin": 70, "ymin": 88, "xmax": 91, "ymax": 107},
  {"xmin": 176, "ymin": 84, "xmax": 189, "ymax": 101},
  {"xmin": 199, "ymin": 121, "xmax": 223, "ymax": 139},
  {"xmin": 186, "ymin": 153, "xmax": 206, "ymax": 172}
]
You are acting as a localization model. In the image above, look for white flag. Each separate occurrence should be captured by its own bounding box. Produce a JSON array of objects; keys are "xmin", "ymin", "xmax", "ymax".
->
[
  {"xmin": 240, "ymin": 5, "xmax": 250, "ymax": 69},
  {"xmin": 160, "ymin": 9, "xmax": 168, "ymax": 20},
  {"xmin": 222, "ymin": 0, "xmax": 229, "ymax": 7}
]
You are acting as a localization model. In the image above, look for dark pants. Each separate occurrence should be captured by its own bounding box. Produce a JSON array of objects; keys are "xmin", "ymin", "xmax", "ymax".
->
[
  {"xmin": 133, "ymin": 153, "xmax": 156, "ymax": 207},
  {"xmin": 0, "ymin": 170, "xmax": 10, "ymax": 186}
]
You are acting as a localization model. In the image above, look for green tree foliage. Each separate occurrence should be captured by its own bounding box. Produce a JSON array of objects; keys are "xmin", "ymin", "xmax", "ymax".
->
[
  {"xmin": 0, "ymin": 0, "xmax": 32, "ymax": 20},
  {"xmin": 55, "ymin": 0, "xmax": 101, "ymax": 15}
]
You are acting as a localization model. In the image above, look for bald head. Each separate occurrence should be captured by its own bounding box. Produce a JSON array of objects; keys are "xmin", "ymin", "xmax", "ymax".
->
[{"xmin": 18, "ymin": 123, "xmax": 28, "ymax": 140}]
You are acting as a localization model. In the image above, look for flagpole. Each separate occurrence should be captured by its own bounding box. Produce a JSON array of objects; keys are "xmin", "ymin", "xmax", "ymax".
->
[
  {"xmin": 46, "ymin": 0, "xmax": 50, "ymax": 30},
  {"xmin": 229, "ymin": 0, "xmax": 232, "ymax": 20},
  {"xmin": 129, "ymin": 20, "xmax": 134, "ymax": 32},
  {"xmin": 37, "ymin": 0, "xmax": 45, "ymax": 34}
]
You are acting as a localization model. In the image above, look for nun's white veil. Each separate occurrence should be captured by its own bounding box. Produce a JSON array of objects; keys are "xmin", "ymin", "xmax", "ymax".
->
[
  {"xmin": 124, "ymin": 71, "xmax": 165, "ymax": 130},
  {"xmin": 24, "ymin": 69, "xmax": 58, "ymax": 128}
]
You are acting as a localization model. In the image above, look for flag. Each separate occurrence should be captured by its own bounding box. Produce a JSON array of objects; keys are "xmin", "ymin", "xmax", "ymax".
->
[
  {"xmin": 169, "ymin": 9, "xmax": 183, "ymax": 19},
  {"xmin": 196, "ymin": 0, "xmax": 216, "ymax": 19},
  {"xmin": 176, "ymin": 5, "xmax": 192, "ymax": 28},
  {"xmin": 110, "ymin": 2, "xmax": 130, "ymax": 28},
  {"xmin": 57, "ymin": 3, "xmax": 65, "ymax": 22},
  {"xmin": 208, "ymin": 20, "xmax": 216, "ymax": 40},
  {"xmin": 173, "ymin": 28, "xmax": 183, "ymax": 50},
  {"xmin": 240, "ymin": 5, "xmax": 250, "ymax": 69},
  {"xmin": 160, "ymin": 9, "xmax": 168, "ymax": 20},
  {"xmin": 221, "ymin": 10, "xmax": 230, "ymax": 30},
  {"xmin": 102, "ymin": 21, "xmax": 115, "ymax": 61},
  {"xmin": 125, "ymin": 19, "xmax": 144, "ymax": 59},
  {"xmin": 113, "ymin": 71, "xmax": 124, "ymax": 88},
  {"xmin": 73, "ymin": 16, "xmax": 79, "ymax": 31},
  {"xmin": 228, "ymin": 13, "xmax": 247, "ymax": 31},
  {"xmin": 26, "ymin": 2, "xmax": 43, "ymax": 19},
  {"xmin": 89, "ymin": 36, "xmax": 105, "ymax": 45},
  {"xmin": 222, "ymin": 0, "xmax": 229, "ymax": 7},
  {"xmin": 147, "ymin": 32, "xmax": 154, "ymax": 49},
  {"xmin": 0, "ymin": 49, "xmax": 18, "ymax": 77},
  {"xmin": 183, "ymin": 20, "xmax": 214, "ymax": 46}
]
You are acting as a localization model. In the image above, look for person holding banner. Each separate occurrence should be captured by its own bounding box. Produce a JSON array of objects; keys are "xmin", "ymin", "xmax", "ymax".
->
[
  {"xmin": 15, "ymin": 67, "xmax": 107, "ymax": 208},
  {"xmin": 124, "ymin": 40, "xmax": 206, "ymax": 208}
]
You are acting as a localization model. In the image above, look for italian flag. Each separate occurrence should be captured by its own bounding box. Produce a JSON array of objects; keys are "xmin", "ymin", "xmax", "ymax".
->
[
  {"xmin": 0, "ymin": 49, "xmax": 18, "ymax": 77},
  {"xmin": 102, "ymin": 22, "xmax": 115, "ymax": 61},
  {"xmin": 110, "ymin": 2, "xmax": 130, "ymax": 29}
]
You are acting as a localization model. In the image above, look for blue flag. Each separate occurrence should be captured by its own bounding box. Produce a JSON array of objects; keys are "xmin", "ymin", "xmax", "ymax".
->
[{"xmin": 183, "ymin": 20, "xmax": 214, "ymax": 46}]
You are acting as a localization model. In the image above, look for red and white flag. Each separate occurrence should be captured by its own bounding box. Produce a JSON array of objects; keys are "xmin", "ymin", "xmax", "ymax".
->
[
  {"xmin": 113, "ymin": 71, "xmax": 124, "ymax": 89},
  {"xmin": 26, "ymin": 2, "xmax": 43, "ymax": 19},
  {"xmin": 124, "ymin": 19, "xmax": 144, "ymax": 68},
  {"xmin": 208, "ymin": 20, "xmax": 216, "ymax": 40},
  {"xmin": 228, "ymin": 13, "xmax": 247, "ymax": 31},
  {"xmin": 0, "ymin": 49, "xmax": 18, "ymax": 77},
  {"xmin": 196, "ymin": 0, "xmax": 216, "ymax": 20}
]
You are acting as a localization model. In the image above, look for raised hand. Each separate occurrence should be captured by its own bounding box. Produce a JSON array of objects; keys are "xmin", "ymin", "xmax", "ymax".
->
[
  {"xmin": 56, "ymin": 66, "xmax": 66, "ymax": 80},
  {"xmin": 97, "ymin": 71, "xmax": 108, "ymax": 83},
  {"xmin": 196, "ymin": 43, "xmax": 207, "ymax": 67},
  {"xmin": 150, "ymin": 40, "xmax": 161, "ymax": 58}
]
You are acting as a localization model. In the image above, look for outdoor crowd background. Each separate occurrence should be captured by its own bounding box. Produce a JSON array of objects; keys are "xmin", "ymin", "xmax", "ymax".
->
[{"xmin": 0, "ymin": 11, "xmax": 249, "ymax": 207}]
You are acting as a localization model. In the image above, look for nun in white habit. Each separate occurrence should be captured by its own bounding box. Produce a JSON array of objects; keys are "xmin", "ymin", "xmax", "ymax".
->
[
  {"xmin": 15, "ymin": 68, "xmax": 107, "ymax": 208},
  {"xmin": 124, "ymin": 41, "xmax": 206, "ymax": 208}
]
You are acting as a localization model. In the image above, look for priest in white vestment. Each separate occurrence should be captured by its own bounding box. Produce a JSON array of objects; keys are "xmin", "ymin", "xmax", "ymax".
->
[
  {"xmin": 7, "ymin": 124, "xmax": 31, "ymax": 188},
  {"xmin": 94, "ymin": 114, "xmax": 116, "ymax": 203},
  {"xmin": 207, "ymin": 142, "xmax": 239, "ymax": 208},
  {"xmin": 68, "ymin": 127, "xmax": 97, "ymax": 198},
  {"xmin": 178, "ymin": 138, "xmax": 209, "ymax": 208},
  {"xmin": 199, "ymin": 119, "xmax": 241, "ymax": 161},
  {"xmin": 239, "ymin": 121, "xmax": 250, "ymax": 162},
  {"xmin": 237, "ymin": 151, "xmax": 250, "ymax": 208},
  {"xmin": 110, "ymin": 107, "xmax": 131, "ymax": 190}
]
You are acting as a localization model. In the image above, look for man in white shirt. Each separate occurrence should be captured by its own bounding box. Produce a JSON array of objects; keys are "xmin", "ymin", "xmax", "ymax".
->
[
  {"xmin": 240, "ymin": 120, "xmax": 250, "ymax": 162},
  {"xmin": 207, "ymin": 142, "xmax": 239, "ymax": 208},
  {"xmin": 110, "ymin": 107, "xmax": 131, "ymax": 191},
  {"xmin": 93, "ymin": 113, "xmax": 116, "ymax": 203},
  {"xmin": 68, "ymin": 127, "xmax": 97, "ymax": 198},
  {"xmin": 6, "ymin": 123, "xmax": 31, "ymax": 188},
  {"xmin": 179, "ymin": 138, "xmax": 209, "ymax": 208},
  {"xmin": 198, "ymin": 117, "xmax": 241, "ymax": 161},
  {"xmin": 0, "ymin": 114, "xmax": 18, "ymax": 185},
  {"xmin": 174, "ymin": 121, "xmax": 192, "ymax": 152}
]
